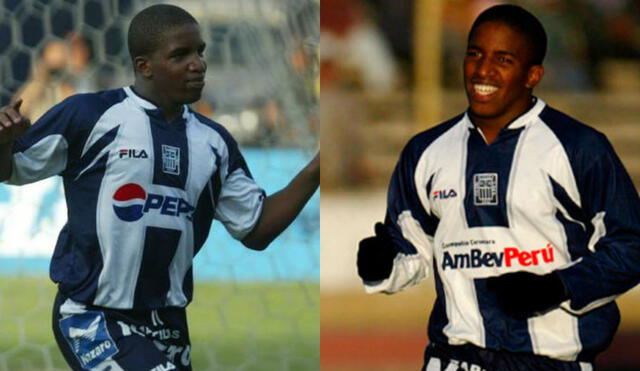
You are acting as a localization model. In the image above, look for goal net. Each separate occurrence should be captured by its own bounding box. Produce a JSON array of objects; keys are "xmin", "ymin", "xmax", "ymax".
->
[{"xmin": 0, "ymin": 0, "xmax": 319, "ymax": 370}]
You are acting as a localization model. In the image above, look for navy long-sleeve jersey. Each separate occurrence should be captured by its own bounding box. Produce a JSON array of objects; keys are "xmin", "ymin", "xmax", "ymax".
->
[
  {"xmin": 6, "ymin": 87, "xmax": 265, "ymax": 310},
  {"xmin": 365, "ymin": 98, "xmax": 640, "ymax": 362}
]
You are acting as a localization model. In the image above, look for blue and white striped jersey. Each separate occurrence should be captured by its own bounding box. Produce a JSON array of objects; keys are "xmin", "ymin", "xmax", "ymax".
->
[
  {"xmin": 366, "ymin": 98, "xmax": 640, "ymax": 362},
  {"xmin": 7, "ymin": 87, "xmax": 265, "ymax": 310}
]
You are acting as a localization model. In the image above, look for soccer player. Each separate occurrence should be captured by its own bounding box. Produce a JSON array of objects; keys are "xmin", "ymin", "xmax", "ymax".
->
[
  {"xmin": 357, "ymin": 5, "xmax": 640, "ymax": 371},
  {"xmin": 0, "ymin": 4, "xmax": 319, "ymax": 371}
]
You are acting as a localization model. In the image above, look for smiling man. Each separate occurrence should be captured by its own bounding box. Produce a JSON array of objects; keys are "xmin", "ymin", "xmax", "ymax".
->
[
  {"xmin": 0, "ymin": 4, "xmax": 318, "ymax": 371},
  {"xmin": 358, "ymin": 4, "xmax": 640, "ymax": 371}
]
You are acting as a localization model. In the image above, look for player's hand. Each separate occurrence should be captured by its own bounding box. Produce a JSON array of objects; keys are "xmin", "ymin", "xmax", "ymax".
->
[
  {"xmin": 357, "ymin": 222, "xmax": 398, "ymax": 281},
  {"xmin": 0, "ymin": 98, "xmax": 31, "ymax": 145},
  {"xmin": 486, "ymin": 271, "xmax": 568, "ymax": 319}
]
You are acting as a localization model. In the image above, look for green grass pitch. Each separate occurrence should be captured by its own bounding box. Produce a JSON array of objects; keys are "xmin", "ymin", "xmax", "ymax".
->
[{"xmin": 0, "ymin": 276, "xmax": 319, "ymax": 371}]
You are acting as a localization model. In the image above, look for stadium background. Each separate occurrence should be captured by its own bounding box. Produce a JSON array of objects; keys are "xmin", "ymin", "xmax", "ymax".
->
[
  {"xmin": 320, "ymin": 0, "xmax": 640, "ymax": 370},
  {"xmin": 0, "ymin": 0, "xmax": 319, "ymax": 370}
]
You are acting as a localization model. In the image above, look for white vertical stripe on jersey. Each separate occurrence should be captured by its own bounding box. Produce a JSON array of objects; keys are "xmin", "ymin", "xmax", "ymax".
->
[
  {"xmin": 94, "ymin": 101, "xmax": 153, "ymax": 308},
  {"xmin": 164, "ymin": 118, "xmax": 219, "ymax": 307},
  {"xmin": 429, "ymin": 122, "xmax": 485, "ymax": 347},
  {"xmin": 528, "ymin": 308, "xmax": 580, "ymax": 361},
  {"xmin": 504, "ymin": 123, "xmax": 529, "ymax": 231},
  {"xmin": 440, "ymin": 265, "xmax": 485, "ymax": 347},
  {"xmin": 456, "ymin": 121, "xmax": 471, "ymax": 230}
]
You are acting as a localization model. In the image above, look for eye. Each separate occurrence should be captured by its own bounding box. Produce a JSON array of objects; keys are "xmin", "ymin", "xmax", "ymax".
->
[
  {"xmin": 171, "ymin": 53, "xmax": 186, "ymax": 61},
  {"xmin": 498, "ymin": 56, "xmax": 513, "ymax": 64},
  {"xmin": 466, "ymin": 50, "xmax": 480, "ymax": 58}
]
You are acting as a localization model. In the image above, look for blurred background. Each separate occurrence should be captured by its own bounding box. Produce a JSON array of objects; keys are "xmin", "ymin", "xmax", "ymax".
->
[
  {"xmin": 320, "ymin": 0, "xmax": 640, "ymax": 370},
  {"xmin": 0, "ymin": 0, "xmax": 319, "ymax": 370}
]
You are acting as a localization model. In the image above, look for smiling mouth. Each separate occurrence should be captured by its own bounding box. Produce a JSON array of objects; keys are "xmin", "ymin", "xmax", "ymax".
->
[{"xmin": 473, "ymin": 84, "xmax": 498, "ymax": 96}]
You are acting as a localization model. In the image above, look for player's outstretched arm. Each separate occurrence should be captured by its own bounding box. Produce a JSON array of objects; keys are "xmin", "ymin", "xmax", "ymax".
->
[
  {"xmin": 0, "ymin": 99, "xmax": 31, "ymax": 182},
  {"xmin": 241, "ymin": 152, "xmax": 319, "ymax": 251}
]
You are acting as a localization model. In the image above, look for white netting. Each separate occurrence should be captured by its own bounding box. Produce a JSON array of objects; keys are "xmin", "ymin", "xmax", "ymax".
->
[{"xmin": 0, "ymin": 0, "xmax": 319, "ymax": 370}]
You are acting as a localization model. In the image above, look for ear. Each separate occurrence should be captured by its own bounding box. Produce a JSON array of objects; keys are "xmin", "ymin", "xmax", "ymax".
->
[
  {"xmin": 134, "ymin": 56, "xmax": 152, "ymax": 79},
  {"xmin": 525, "ymin": 65, "xmax": 544, "ymax": 89}
]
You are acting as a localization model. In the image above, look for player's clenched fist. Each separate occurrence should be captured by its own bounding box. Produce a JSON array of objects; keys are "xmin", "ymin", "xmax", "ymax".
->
[
  {"xmin": 357, "ymin": 222, "xmax": 398, "ymax": 281},
  {"xmin": 0, "ymin": 98, "xmax": 31, "ymax": 145}
]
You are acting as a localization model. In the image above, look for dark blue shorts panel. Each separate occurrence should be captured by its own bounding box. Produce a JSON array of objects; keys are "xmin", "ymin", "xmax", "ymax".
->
[
  {"xmin": 52, "ymin": 291, "xmax": 192, "ymax": 371},
  {"xmin": 422, "ymin": 342, "xmax": 593, "ymax": 371}
]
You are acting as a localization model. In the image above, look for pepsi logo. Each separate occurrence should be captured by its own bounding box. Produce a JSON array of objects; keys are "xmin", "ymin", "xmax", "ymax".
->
[
  {"xmin": 112, "ymin": 183, "xmax": 195, "ymax": 222},
  {"xmin": 113, "ymin": 183, "xmax": 147, "ymax": 222}
]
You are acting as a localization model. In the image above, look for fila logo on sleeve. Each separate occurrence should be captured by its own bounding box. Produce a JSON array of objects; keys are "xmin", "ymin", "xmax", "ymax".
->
[
  {"xmin": 112, "ymin": 183, "xmax": 195, "ymax": 222},
  {"xmin": 433, "ymin": 189, "xmax": 458, "ymax": 200},
  {"xmin": 118, "ymin": 148, "xmax": 148, "ymax": 159}
]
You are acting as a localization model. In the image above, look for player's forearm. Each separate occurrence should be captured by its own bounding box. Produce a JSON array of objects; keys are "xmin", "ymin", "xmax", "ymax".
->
[
  {"xmin": 242, "ymin": 153, "xmax": 319, "ymax": 250},
  {"xmin": 0, "ymin": 143, "xmax": 12, "ymax": 182}
]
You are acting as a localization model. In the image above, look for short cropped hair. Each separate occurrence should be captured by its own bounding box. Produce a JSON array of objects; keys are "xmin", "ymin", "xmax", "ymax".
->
[
  {"xmin": 127, "ymin": 4, "xmax": 198, "ymax": 60},
  {"xmin": 468, "ymin": 4, "xmax": 547, "ymax": 66}
]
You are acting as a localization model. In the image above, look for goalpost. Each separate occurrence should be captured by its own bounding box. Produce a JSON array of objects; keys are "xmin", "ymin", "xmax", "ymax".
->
[{"xmin": 0, "ymin": 1, "xmax": 319, "ymax": 370}]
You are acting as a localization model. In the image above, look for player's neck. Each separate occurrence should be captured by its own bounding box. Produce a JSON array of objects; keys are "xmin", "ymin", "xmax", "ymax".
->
[
  {"xmin": 470, "ymin": 97, "xmax": 535, "ymax": 144},
  {"xmin": 132, "ymin": 84, "xmax": 182, "ymax": 122}
]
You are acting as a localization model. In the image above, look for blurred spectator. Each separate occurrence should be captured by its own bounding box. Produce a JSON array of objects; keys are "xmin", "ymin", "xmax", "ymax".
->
[
  {"xmin": 362, "ymin": 0, "xmax": 640, "ymax": 91},
  {"xmin": 17, "ymin": 33, "xmax": 97, "ymax": 121},
  {"xmin": 321, "ymin": 0, "xmax": 398, "ymax": 92}
]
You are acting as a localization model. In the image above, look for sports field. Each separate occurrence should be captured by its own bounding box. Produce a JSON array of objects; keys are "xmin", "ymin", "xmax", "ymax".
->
[{"xmin": 0, "ymin": 277, "xmax": 319, "ymax": 371}]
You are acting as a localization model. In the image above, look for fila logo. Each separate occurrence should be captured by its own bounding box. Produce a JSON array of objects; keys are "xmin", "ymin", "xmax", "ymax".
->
[
  {"xmin": 433, "ymin": 189, "xmax": 457, "ymax": 200},
  {"xmin": 118, "ymin": 149, "xmax": 148, "ymax": 159}
]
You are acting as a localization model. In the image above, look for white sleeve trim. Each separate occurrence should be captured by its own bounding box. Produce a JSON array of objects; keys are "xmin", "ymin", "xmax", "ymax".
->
[
  {"xmin": 560, "ymin": 294, "xmax": 618, "ymax": 316},
  {"xmin": 363, "ymin": 252, "xmax": 428, "ymax": 294},
  {"xmin": 8, "ymin": 135, "xmax": 68, "ymax": 185},
  {"xmin": 214, "ymin": 168, "xmax": 265, "ymax": 240}
]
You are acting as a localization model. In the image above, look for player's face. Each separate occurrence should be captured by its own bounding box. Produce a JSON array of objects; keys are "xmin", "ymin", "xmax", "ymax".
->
[
  {"xmin": 463, "ymin": 21, "xmax": 543, "ymax": 125},
  {"xmin": 148, "ymin": 23, "xmax": 207, "ymax": 106}
]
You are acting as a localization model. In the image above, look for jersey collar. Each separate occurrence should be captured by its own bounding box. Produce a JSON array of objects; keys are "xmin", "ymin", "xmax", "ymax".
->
[
  {"xmin": 124, "ymin": 86, "xmax": 157, "ymax": 110},
  {"xmin": 124, "ymin": 86, "xmax": 190, "ymax": 125},
  {"xmin": 464, "ymin": 97, "xmax": 547, "ymax": 130}
]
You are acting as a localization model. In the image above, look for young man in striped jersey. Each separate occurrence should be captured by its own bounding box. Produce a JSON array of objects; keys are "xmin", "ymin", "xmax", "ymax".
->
[
  {"xmin": 358, "ymin": 4, "xmax": 640, "ymax": 370},
  {"xmin": 0, "ymin": 4, "xmax": 318, "ymax": 371}
]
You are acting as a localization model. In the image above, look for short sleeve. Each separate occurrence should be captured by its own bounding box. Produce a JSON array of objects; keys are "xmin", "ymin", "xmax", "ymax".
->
[
  {"xmin": 213, "ymin": 137, "xmax": 265, "ymax": 240},
  {"xmin": 8, "ymin": 96, "xmax": 80, "ymax": 185}
]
